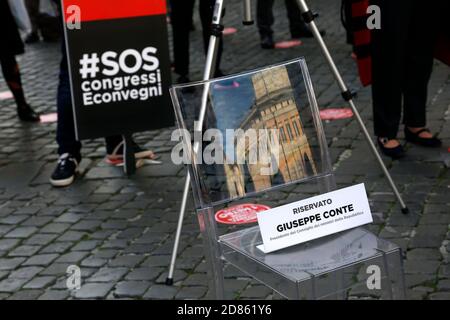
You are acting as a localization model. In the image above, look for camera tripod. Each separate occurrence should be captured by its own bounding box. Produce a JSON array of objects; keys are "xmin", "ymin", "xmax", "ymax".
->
[{"xmin": 166, "ymin": 0, "xmax": 408, "ymax": 285}]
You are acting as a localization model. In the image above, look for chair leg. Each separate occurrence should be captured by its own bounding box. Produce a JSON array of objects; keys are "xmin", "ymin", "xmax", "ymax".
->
[{"xmin": 198, "ymin": 208, "xmax": 225, "ymax": 299}]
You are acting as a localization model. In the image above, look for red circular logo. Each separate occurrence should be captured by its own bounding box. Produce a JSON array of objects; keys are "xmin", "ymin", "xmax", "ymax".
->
[{"xmin": 215, "ymin": 204, "xmax": 271, "ymax": 225}]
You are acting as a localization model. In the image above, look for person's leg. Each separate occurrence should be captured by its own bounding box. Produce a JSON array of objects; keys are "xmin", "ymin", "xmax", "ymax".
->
[
  {"xmin": 25, "ymin": 0, "xmax": 40, "ymax": 42},
  {"xmin": 0, "ymin": 56, "xmax": 26, "ymax": 107},
  {"xmin": 403, "ymin": 0, "xmax": 438, "ymax": 133},
  {"xmin": 0, "ymin": 55, "xmax": 40, "ymax": 121},
  {"xmin": 371, "ymin": 0, "xmax": 410, "ymax": 141},
  {"xmin": 257, "ymin": 0, "xmax": 275, "ymax": 38},
  {"xmin": 171, "ymin": 0, "xmax": 195, "ymax": 80},
  {"xmin": 199, "ymin": 0, "xmax": 223, "ymax": 76},
  {"xmin": 51, "ymin": 49, "xmax": 82, "ymax": 187},
  {"xmin": 56, "ymin": 52, "xmax": 82, "ymax": 160},
  {"xmin": 285, "ymin": 0, "xmax": 304, "ymax": 37}
]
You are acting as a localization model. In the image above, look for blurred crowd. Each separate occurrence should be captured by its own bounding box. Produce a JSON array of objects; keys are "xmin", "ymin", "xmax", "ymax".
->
[{"xmin": 0, "ymin": 0, "xmax": 448, "ymax": 187}]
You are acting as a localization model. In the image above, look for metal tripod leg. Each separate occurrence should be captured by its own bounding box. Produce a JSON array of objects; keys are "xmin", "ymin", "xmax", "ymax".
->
[
  {"xmin": 166, "ymin": 0, "xmax": 225, "ymax": 286},
  {"xmin": 295, "ymin": 0, "xmax": 408, "ymax": 214}
]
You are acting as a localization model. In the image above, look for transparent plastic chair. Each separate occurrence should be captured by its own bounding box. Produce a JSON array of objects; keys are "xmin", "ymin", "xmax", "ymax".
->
[{"xmin": 170, "ymin": 59, "xmax": 405, "ymax": 300}]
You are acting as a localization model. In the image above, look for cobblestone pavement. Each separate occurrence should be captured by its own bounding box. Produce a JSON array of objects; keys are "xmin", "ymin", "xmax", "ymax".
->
[{"xmin": 0, "ymin": 0, "xmax": 449, "ymax": 300}]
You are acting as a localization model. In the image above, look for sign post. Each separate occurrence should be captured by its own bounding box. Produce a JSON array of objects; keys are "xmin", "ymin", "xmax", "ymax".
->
[{"xmin": 62, "ymin": 0, "xmax": 173, "ymax": 173}]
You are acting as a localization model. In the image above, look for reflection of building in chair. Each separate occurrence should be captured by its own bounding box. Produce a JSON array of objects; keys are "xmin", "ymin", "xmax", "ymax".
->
[
  {"xmin": 224, "ymin": 162, "xmax": 246, "ymax": 198},
  {"xmin": 226, "ymin": 66, "xmax": 317, "ymax": 195}
]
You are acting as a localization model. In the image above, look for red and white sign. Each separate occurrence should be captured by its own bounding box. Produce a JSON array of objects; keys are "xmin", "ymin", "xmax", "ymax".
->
[{"xmin": 215, "ymin": 204, "xmax": 270, "ymax": 225}]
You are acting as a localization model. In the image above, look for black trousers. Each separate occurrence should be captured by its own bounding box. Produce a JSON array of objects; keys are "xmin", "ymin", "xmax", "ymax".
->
[
  {"xmin": 371, "ymin": 0, "xmax": 442, "ymax": 139},
  {"xmin": 25, "ymin": 0, "xmax": 40, "ymax": 34},
  {"xmin": 257, "ymin": 0, "xmax": 305, "ymax": 38},
  {"xmin": 170, "ymin": 0, "xmax": 223, "ymax": 77}
]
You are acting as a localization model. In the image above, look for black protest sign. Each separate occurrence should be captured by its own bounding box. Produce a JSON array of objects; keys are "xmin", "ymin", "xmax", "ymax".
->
[{"xmin": 62, "ymin": 0, "xmax": 174, "ymax": 139}]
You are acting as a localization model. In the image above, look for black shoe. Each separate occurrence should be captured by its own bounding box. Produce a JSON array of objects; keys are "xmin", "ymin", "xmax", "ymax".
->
[
  {"xmin": 25, "ymin": 32, "xmax": 40, "ymax": 44},
  {"xmin": 17, "ymin": 104, "xmax": 40, "ymax": 122},
  {"xmin": 292, "ymin": 28, "xmax": 326, "ymax": 39},
  {"xmin": 260, "ymin": 35, "xmax": 275, "ymax": 49},
  {"xmin": 377, "ymin": 138, "xmax": 405, "ymax": 159},
  {"xmin": 404, "ymin": 127, "xmax": 442, "ymax": 148},
  {"xmin": 50, "ymin": 153, "xmax": 80, "ymax": 187}
]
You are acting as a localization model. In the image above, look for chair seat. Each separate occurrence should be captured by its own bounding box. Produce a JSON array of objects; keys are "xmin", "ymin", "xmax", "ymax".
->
[{"xmin": 219, "ymin": 226, "xmax": 402, "ymax": 299}]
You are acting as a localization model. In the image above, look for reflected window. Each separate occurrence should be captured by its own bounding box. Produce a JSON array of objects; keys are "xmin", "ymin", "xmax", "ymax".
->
[
  {"xmin": 293, "ymin": 120, "xmax": 301, "ymax": 137},
  {"xmin": 286, "ymin": 123, "xmax": 294, "ymax": 140},
  {"xmin": 280, "ymin": 127, "xmax": 287, "ymax": 142}
]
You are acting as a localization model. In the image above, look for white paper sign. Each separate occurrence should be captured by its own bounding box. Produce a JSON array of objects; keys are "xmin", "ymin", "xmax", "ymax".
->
[{"xmin": 256, "ymin": 183, "xmax": 373, "ymax": 253}]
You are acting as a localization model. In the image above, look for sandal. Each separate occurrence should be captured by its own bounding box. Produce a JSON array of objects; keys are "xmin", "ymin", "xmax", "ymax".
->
[
  {"xmin": 404, "ymin": 127, "xmax": 442, "ymax": 148},
  {"xmin": 106, "ymin": 141, "xmax": 159, "ymax": 166},
  {"xmin": 377, "ymin": 137, "xmax": 405, "ymax": 159}
]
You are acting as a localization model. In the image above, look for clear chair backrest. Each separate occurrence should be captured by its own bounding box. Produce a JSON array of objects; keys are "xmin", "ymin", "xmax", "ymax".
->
[{"xmin": 170, "ymin": 58, "xmax": 333, "ymax": 210}]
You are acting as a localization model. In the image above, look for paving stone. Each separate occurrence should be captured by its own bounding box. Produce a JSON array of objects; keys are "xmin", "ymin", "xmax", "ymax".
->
[
  {"xmin": 0, "ymin": 225, "xmax": 14, "ymax": 237},
  {"xmin": 0, "ymin": 258, "xmax": 25, "ymax": 271},
  {"xmin": 175, "ymin": 286, "xmax": 208, "ymax": 299},
  {"xmin": 125, "ymin": 267, "xmax": 163, "ymax": 281},
  {"xmin": 55, "ymin": 251, "xmax": 89, "ymax": 264},
  {"xmin": 23, "ymin": 276, "xmax": 56, "ymax": 289},
  {"xmin": 8, "ymin": 245, "xmax": 41, "ymax": 257},
  {"xmin": 108, "ymin": 255, "xmax": 145, "ymax": 268},
  {"xmin": 71, "ymin": 241, "xmax": 100, "ymax": 251},
  {"xmin": 41, "ymin": 263, "xmax": 70, "ymax": 276},
  {"xmin": 429, "ymin": 292, "xmax": 450, "ymax": 300},
  {"xmin": 70, "ymin": 220, "xmax": 102, "ymax": 232},
  {"xmin": 7, "ymin": 289, "xmax": 43, "ymax": 300},
  {"xmin": 0, "ymin": 271, "xmax": 7, "ymax": 281},
  {"xmin": 0, "ymin": 278, "xmax": 28, "ymax": 293},
  {"xmin": 14, "ymin": 206, "xmax": 41, "ymax": 215},
  {"xmin": 4, "ymin": 227, "xmax": 38, "ymax": 239},
  {"xmin": 57, "ymin": 231, "xmax": 87, "ymax": 242},
  {"xmin": 38, "ymin": 290, "xmax": 70, "ymax": 300},
  {"xmin": 113, "ymin": 281, "xmax": 151, "ymax": 298},
  {"xmin": 436, "ymin": 280, "xmax": 450, "ymax": 291},
  {"xmin": 24, "ymin": 234, "xmax": 58, "ymax": 246},
  {"xmin": 183, "ymin": 273, "xmax": 209, "ymax": 286},
  {"xmin": 141, "ymin": 255, "xmax": 171, "ymax": 267},
  {"xmin": 40, "ymin": 223, "xmax": 71, "ymax": 234},
  {"xmin": 239, "ymin": 285, "xmax": 272, "ymax": 299},
  {"xmin": 40, "ymin": 242, "xmax": 74, "ymax": 254},
  {"xmin": 74, "ymin": 283, "xmax": 115, "ymax": 299},
  {"xmin": 23, "ymin": 254, "xmax": 59, "ymax": 267},
  {"xmin": 54, "ymin": 213, "xmax": 82, "ymax": 224},
  {"xmin": 9, "ymin": 266, "xmax": 43, "ymax": 279},
  {"xmin": 81, "ymin": 257, "xmax": 107, "ymax": 268},
  {"xmin": 87, "ymin": 268, "xmax": 128, "ymax": 283},
  {"xmin": 405, "ymin": 274, "xmax": 436, "ymax": 288},
  {"xmin": 406, "ymin": 248, "xmax": 442, "ymax": 261},
  {"xmin": 439, "ymin": 264, "xmax": 450, "ymax": 278},
  {"xmin": 91, "ymin": 249, "xmax": 118, "ymax": 260},
  {"xmin": 21, "ymin": 216, "xmax": 53, "ymax": 227},
  {"xmin": 143, "ymin": 285, "xmax": 179, "ymax": 300},
  {"xmin": 0, "ymin": 239, "xmax": 20, "ymax": 251},
  {"xmin": 0, "ymin": 215, "xmax": 29, "ymax": 225}
]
